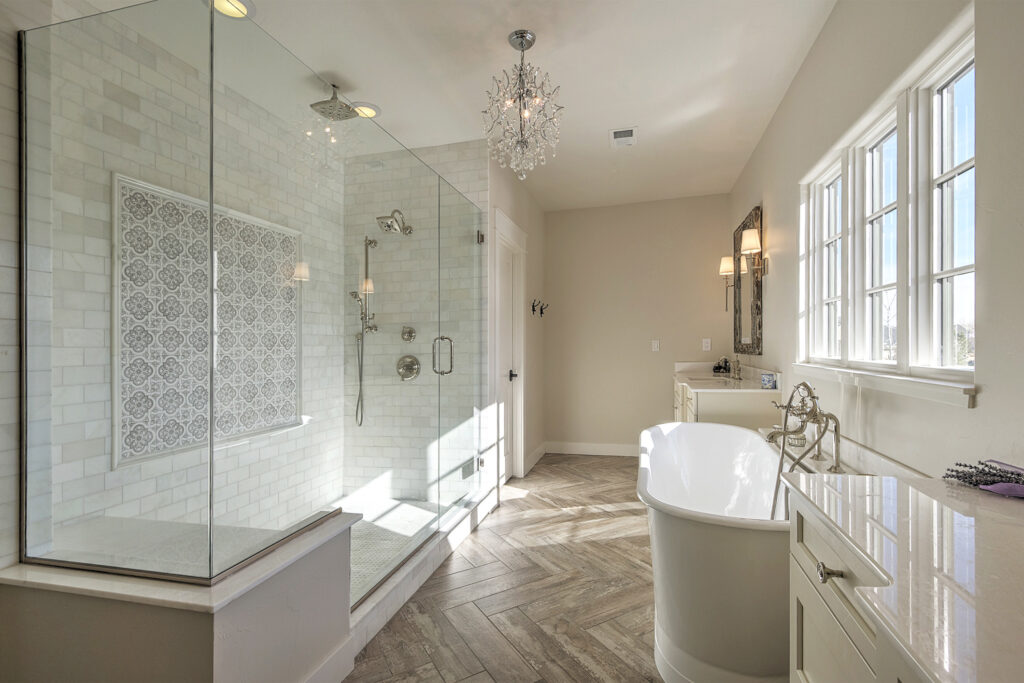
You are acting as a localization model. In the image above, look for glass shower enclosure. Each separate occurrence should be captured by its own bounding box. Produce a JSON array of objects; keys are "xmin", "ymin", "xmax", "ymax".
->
[{"xmin": 20, "ymin": 0, "xmax": 489, "ymax": 604}]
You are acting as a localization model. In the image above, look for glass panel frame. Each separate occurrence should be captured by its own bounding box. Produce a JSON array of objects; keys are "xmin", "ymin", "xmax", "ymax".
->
[
  {"xmin": 19, "ymin": 1, "xmax": 491, "ymax": 591},
  {"xmin": 20, "ymin": 0, "xmax": 216, "ymax": 581}
]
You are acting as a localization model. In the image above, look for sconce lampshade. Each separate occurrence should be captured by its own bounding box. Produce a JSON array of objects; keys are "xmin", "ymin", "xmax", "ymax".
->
[
  {"xmin": 719, "ymin": 256, "xmax": 749, "ymax": 276},
  {"xmin": 740, "ymin": 228, "xmax": 761, "ymax": 255},
  {"xmin": 293, "ymin": 261, "xmax": 310, "ymax": 282},
  {"xmin": 360, "ymin": 277, "xmax": 374, "ymax": 295}
]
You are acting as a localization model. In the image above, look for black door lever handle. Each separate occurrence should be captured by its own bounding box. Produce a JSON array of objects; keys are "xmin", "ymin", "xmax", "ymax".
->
[{"xmin": 508, "ymin": 370, "xmax": 518, "ymax": 382}]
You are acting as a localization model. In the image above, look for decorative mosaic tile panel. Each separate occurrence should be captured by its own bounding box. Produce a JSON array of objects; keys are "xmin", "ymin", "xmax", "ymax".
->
[{"xmin": 114, "ymin": 175, "xmax": 301, "ymax": 463}]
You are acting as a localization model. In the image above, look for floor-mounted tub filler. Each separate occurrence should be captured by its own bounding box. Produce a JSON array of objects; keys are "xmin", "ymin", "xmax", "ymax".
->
[{"xmin": 638, "ymin": 422, "xmax": 789, "ymax": 683}]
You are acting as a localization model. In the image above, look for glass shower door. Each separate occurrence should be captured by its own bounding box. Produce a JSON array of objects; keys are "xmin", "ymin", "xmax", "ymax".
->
[
  {"xmin": 437, "ymin": 178, "xmax": 487, "ymax": 525},
  {"xmin": 342, "ymin": 141, "xmax": 442, "ymax": 606}
]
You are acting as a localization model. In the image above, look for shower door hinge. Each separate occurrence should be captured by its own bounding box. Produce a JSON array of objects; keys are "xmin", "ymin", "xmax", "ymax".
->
[{"xmin": 476, "ymin": 230, "xmax": 485, "ymax": 245}]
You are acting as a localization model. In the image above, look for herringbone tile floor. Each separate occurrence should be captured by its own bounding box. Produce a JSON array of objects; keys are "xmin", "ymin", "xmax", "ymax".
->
[{"xmin": 344, "ymin": 454, "xmax": 661, "ymax": 683}]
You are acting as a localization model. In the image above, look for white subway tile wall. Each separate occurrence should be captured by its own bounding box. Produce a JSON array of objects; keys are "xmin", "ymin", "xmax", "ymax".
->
[
  {"xmin": 5, "ymin": 1, "xmax": 490, "ymax": 576},
  {"xmin": 341, "ymin": 140, "xmax": 487, "ymax": 508},
  {"xmin": 22, "ymin": 6, "xmax": 352, "ymax": 570}
]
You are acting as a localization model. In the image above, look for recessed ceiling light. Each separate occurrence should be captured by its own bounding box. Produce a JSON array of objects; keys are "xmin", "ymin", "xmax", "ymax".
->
[
  {"xmin": 210, "ymin": 0, "xmax": 253, "ymax": 19},
  {"xmin": 351, "ymin": 102, "xmax": 380, "ymax": 119}
]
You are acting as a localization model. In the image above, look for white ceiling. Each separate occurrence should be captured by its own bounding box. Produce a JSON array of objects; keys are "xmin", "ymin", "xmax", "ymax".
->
[
  {"xmin": 65, "ymin": 0, "xmax": 837, "ymax": 211},
  {"xmin": 245, "ymin": 0, "xmax": 836, "ymax": 211}
]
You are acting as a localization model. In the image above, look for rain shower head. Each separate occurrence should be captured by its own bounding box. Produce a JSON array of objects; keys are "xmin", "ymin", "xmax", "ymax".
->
[
  {"xmin": 377, "ymin": 210, "xmax": 413, "ymax": 235},
  {"xmin": 310, "ymin": 85, "xmax": 358, "ymax": 122}
]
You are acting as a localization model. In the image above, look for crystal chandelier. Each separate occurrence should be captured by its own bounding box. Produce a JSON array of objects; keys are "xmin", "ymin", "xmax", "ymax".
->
[{"xmin": 483, "ymin": 29, "xmax": 562, "ymax": 180}]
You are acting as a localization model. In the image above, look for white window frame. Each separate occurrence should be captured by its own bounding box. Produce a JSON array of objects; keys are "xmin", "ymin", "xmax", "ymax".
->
[
  {"xmin": 855, "ymin": 112, "xmax": 903, "ymax": 370},
  {"xmin": 807, "ymin": 162, "xmax": 846, "ymax": 363},
  {"xmin": 802, "ymin": 31, "xmax": 975, "ymax": 387}
]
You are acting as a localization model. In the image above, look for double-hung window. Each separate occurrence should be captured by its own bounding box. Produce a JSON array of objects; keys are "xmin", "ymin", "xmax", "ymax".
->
[
  {"xmin": 932, "ymin": 64, "xmax": 975, "ymax": 368},
  {"xmin": 804, "ymin": 34, "xmax": 974, "ymax": 381},
  {"xmin": 810, "ymin": 173, "xmax": 843, "ymax": 359},
  {"xmin": 865, "ymin": 129, "xmax": 899, "ymax": 362}
]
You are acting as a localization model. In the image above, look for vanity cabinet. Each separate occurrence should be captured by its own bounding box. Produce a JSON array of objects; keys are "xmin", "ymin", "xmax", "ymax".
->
[
  {"xmin": 673, "ymin": 380, "xmax": 779, "ymax": 430},
  {"xmin": 789, "ymin": 506, "xmax": 879, "ymax": 682},
  {"xmin": 790, "ymin": 559, "xmax": 875, "ymax": 682},
  {"xmin": 787, "ymin": 489, "xmax": 932, "ymax": 683}
]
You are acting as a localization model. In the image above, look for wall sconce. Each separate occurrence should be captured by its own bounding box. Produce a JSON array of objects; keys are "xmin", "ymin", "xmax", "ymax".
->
[
  {"xmin": 719, "ymin": 256, "xmax": 746, "ymax": 310},
  {"xmin": 740, "ymin": 228, "xmax": 760, "ymax": 255},
  {"xmin": 739, "ymin": 228, "xmax": 769, "ymax": 275},
  {"xmin": 292, "ymin": 261, "xmax": 310, "ymax": 283}
]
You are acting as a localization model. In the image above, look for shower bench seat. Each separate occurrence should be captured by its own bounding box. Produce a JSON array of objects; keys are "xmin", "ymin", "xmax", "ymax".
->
[{"xmin": 0, "ymin": 512, "xmax": 361, "ymax": 683}]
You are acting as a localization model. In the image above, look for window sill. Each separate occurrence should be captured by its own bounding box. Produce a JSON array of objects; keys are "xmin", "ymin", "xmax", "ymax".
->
[{"xmin": 792, "ymin": 362, "xmax": 978, "ymax": 409}]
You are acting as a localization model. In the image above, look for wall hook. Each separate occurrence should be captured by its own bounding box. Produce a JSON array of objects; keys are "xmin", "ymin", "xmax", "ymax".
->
[
  {"xmin": 539, "ymin": 303, "xmax": 549, "ymax": 317},
  {"xmin": 532, "ymin": 299, "xmax": 539, "ymax": 315}
]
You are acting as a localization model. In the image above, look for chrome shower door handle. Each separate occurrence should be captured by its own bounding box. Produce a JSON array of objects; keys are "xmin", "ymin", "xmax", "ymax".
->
[
  {"xmin": 432, "ymin": 336, "xmax": 453, "ymax": 375},
  {"xmin": 440, "ymin": 336, "xmax": 453, "ymax": 375}
]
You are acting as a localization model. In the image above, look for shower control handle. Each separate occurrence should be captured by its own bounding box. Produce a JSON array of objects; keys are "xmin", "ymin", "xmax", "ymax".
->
[
  {"xmin": 509, "ymin": 370, "xmax": 518, "ymax": 382},
  {"xmin": 432, "ymin": 336, "xmax": 454, "ymax": 376}
]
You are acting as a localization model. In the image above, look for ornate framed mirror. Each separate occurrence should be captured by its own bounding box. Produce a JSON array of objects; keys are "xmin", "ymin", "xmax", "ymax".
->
[{"xmin": 733, "ymin": 206, "xmax": 763, "ymax": 355}]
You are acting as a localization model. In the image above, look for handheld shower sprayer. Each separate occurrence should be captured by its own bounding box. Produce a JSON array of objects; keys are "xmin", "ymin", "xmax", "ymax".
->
[{"xmin": 353, "ymin": 236, "xmax": 378, "ymax": 426}]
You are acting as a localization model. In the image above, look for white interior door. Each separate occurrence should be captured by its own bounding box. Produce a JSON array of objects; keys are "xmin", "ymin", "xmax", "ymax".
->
[{"xmin": 496, "ymin": 240, "xmax": 515, "ymax": 482}]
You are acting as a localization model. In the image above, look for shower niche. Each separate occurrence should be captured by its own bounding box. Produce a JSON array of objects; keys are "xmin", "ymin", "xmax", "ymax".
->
[{"xmin": 19, "ymin": 0, "xmax": 488, "ymax": 595}]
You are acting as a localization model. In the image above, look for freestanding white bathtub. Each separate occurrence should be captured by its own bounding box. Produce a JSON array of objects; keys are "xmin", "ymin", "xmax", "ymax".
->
[{"xmin": 638, "ymin": 422, "xmax": 789, "ymax": 683}]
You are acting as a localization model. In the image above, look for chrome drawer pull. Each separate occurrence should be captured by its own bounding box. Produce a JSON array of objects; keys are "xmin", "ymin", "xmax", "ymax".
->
[{"xmin": 816, "ymin": 561, "xmax": 844, "ymax": 584}]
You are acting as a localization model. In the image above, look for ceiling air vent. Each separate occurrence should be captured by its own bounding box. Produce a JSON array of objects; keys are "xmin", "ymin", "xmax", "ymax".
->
[{"xmin": 609, "ymin": 127, "xmax": 638, "ymax": 148}]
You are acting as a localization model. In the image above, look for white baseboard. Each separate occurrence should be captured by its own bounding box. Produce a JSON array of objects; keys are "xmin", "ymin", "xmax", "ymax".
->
[
  {"xmin": 525, "ymin": 443, "xmax": 546, "ymax": 474},
  {"xmin": 545, "ymin": 441, "xmax": 637, "ymax": 457}
]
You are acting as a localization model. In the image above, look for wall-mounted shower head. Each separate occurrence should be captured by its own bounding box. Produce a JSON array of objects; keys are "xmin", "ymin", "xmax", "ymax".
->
[
  {"xmin": 310, "ymin": 85, "xmax": 358, "ymax": 122},
  {"xmin": 376, "ymin": 209, "xmax": 413, "ymax": 235}
]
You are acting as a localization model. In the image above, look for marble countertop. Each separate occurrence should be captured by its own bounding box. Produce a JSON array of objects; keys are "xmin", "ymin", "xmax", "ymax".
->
[
  {"xmin": 673, "ymin": 372, "xmax": 777, "ymax": 393},
  {"xmin": 783, "ymin": 473, "xmax": 1024, "ymax": 682}
]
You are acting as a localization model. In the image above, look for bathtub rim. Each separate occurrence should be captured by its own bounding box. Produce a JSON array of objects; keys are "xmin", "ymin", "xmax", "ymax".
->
[{"xmin": 637, "ymin": 422, "xmax": 790, "ymax": 532}]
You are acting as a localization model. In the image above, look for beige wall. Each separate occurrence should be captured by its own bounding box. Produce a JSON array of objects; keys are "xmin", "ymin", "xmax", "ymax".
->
[
  {"xmin": 543, "ymin": 195, "xmax": 732, "ymax": 449},
  {"xmin": 488, "ymin": 159, "xmax": 547, "ymax": 471},
  {"xmin": 728, "ymin": 0, "xmax": 1024, "ymax": 477}
]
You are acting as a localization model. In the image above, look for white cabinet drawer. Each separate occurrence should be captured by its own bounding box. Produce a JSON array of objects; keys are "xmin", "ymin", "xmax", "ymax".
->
[
  {"xmin": 791, "ymin": 558, "xmax": 876, "ymax": 682},
  {"xmin": 791, "ymin": 508, "xmax": 879, "ymax": 668}
]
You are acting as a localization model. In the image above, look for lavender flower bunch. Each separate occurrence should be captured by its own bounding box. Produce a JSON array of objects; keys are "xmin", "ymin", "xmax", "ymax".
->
[{"xmin": 943, "ymin": 460, "xmax": 1024, "ymax": 498}]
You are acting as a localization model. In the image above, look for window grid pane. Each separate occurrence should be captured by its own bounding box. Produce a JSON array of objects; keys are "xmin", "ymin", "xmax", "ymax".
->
[
  {"xmin": 934, "ymin": 64, "xmax": 975, "ymax": 368},
  {"xmin": 942, "ymin": 66, "xmax": 975, "ymax": 173},
  {"xmin": 824, "ymin": 300, "xmax": 841, "ymax": 359},
  {"xmin": 818, "ymin": 175, "xmax": 842, "ymax": 359},
  {"xmin": 865, "ymin": 128, "xmax": 898, "ymax": 362},
  {"xmin": 826, "ymin": 177, "xmax": 842, "ymax": 238},
  {"xmin": 868, "ymin": 287, "xmax": 898, "ymax": 362},
  {"xmin": 935, "ymin": 167, "xmax": 975, "ymax": 271},
  {"xmin": 936, "ymin": 272, "xmax": 975, "ymax": 367},
  {"xmin": 825, "ymin": 240, "xmax": 841, "ymax": 299},
  {"xmin": 868, "ymin": 130, "xmax": 897, "ymax": 214},
  {"xmin": 868, "ymin": 209, "xmax": 897, "ymax": 289}
]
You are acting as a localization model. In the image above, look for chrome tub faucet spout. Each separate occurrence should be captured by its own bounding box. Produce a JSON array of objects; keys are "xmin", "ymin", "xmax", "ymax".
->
[{"xmin": 768, "ymin": 382, "xmax": 844, "ymax": 518}]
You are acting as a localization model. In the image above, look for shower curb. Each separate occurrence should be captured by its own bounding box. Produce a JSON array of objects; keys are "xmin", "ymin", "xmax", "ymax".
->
[{"xmin": 311, "ymin": 486, "xmax": 500, "ymax": 683}]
